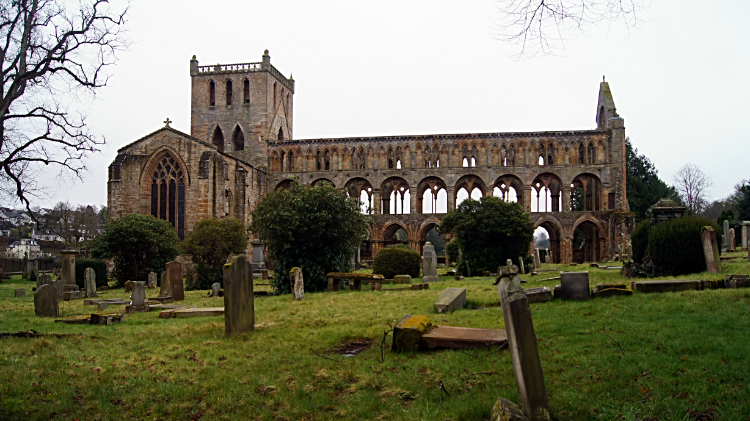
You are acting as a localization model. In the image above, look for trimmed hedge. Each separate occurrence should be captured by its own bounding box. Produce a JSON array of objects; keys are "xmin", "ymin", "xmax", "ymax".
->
[
  {"xmin": 631, "ymin": 219, "xmax": 650, "ymax": 264},
  {"xmin": 372, "ymin": 246, "xmax": 421, "ymax": 279},
  {"xmin": 75, "ymin": 259, "xmax": 108, "ymax": 289}
]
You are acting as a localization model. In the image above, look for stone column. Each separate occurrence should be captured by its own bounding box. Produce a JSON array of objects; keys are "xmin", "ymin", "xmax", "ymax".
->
[
  {"xmin": 60, "ymin": 250, "xmax": 77, "ymax": 286},
  {"xmin": 496, "ymin": 262, "xmax": 551, "ymax": 421},
  {"xmin": 447, "ymin": 186, "xmax": 455, "ymax": 211},
  {"xmin": 561, "ymin": 185, "xmax": 571, "ymax": 212},
  {"xmin": 410, "ymin": 151, "xmax": 416, "ymax": 168},
  {"xmin": 523, "ymin": 187, "xmax": 533, "ymax": 213},
  {"xmin": 373, "ymin": 190, "xmax": 381, "ymax": 214},
  {"xmin": 224, "ymin": 255, "xmax": 254, "ymax": 335},
  {"xmin": 409, "ymin": 187, "xmax": 418, "ymax": 214},
  {"xmin": 338, "ymin": 153, "xmax": 342, "ymax": 170}
]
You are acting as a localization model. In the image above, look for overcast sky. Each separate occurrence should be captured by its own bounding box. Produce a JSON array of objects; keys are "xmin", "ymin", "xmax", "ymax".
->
[{"xmin": 32, "ymin": 0, "xmax": 750, "ymax": 209}]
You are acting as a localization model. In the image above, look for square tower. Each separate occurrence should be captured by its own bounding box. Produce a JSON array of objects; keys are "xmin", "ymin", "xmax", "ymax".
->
[{"xmin": 190, "ymin": 50, "xmax": 294, "ymax": 168}]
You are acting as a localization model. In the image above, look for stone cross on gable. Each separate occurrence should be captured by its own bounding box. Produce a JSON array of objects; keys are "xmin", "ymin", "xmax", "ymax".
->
[{"xmin": 164, "ymin": 118, "xmax": 172, "ymax": 127}]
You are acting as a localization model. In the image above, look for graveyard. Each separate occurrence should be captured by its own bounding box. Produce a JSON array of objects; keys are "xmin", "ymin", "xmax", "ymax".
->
[{"xmin": 1, "ymin": 254, "xmax": 749, "ymax": 421}]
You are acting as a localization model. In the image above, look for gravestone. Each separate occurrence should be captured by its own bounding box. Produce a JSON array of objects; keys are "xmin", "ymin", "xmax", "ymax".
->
[
  {"xmin": 524, "ymin": 287, "xmax": 552, "ymax": 303},
  {"xmin": 434, "ymin": 287, "xmax": 466, "ymax": 313},
  {"xmin": 729, "ymin": 228, "xmax": 736, "ymax": 252},
  {"xmin": 251, "ymin": 240, "xmax": 266, "ymax": 274},
  {"xmin": 742, "ymin": 221, "xmax": 749, "ymax": 249},
  {"xmin": 700, "ymin": 226, "xmax": 722, "ymax": 273},
  {"xmin": 15, "ymin": 288, "xmax": 26, "ymax": 297},
  {"xmin": 51, "ymin": 279, "xmax": 64, "ymax": 302},
  {"xmin": 165, "ymin": 261, "xmax": 185, "ymax": 301},
  {"xmin": 422, "ymin": 242, "xmax": 439, "ymax": 283},
  {"xmin": 495, "ymin": 260, "xmax": 551, "ymax": 421},
  {"xmin": 130, "ymin": 281, "xmax": 146, "ymax": 306},
  {"xmin": 394, "ymin": 275, "xmax": 412, "ymax": 284},
  {"xmin": 34, "ymin": 284, "xmax": 59, "ymax": 317},
  {"xmin": 544, "ymin": 255, "xmax": 550, "ymax": 264},
  {"xmin": 518, "ymin": 257, "xmax": 525, "ymax": 275},
  {"xmin": 60, "ymin": 250, "xmax": 77, "ymax": 285},
  {"xmin": 533, "ymin": 249, "xmax": 541, "ymax": 268},
  {"xmin": 159, "ymin": 271, "xmax": 170, "ymax": 296},
  {"xmin": 723, "ymin": 220, "xmax": 731, "ymax": 252},
  {"xmin": 84, "ymin": 267, "xmax": 97, "ymax": 298},
  {"xmin": 559, "ymin": 272, "xmax": 591, "ymax": 300},
  {"xmin": 37, "ymin": 273, "xmax": 52, "ymax": 287},
  {"xmin": 223, "ymin": 255, "xmax": 254, "ymax": 335},
  {"xmin": 290, "ymin": 267, "xmax": 304, "ymax": 300},
  {"xmin": 147, "ymin": 272, "xmax": 157, "ymax": 288},
  {"xmin": 211, "ymin": 282, "xmax": 221, "ymax": 297}
]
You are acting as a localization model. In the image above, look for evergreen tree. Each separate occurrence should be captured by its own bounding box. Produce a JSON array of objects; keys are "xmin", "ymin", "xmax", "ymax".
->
[{"xmin": 626, "ymin": 138, "xmax": 681, "ymax": 220}]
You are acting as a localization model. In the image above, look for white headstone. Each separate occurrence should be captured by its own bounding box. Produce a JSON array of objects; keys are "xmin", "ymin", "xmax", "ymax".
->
[
  {"xmin": 422, "ymin": 242, "xmax": 439, "ymax": 283},
  {"xmin": 130, "ymin": 281, "xmax": 146, "ymax": 306}
]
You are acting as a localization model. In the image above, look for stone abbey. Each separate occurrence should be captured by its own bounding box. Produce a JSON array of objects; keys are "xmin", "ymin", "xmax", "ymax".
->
[{"xmin": 108, "ymin": 50, "xmax": 633, "ymax": 262}]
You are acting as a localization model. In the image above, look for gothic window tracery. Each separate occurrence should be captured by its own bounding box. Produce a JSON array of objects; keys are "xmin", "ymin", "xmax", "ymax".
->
[{"xmin": 150, "ymin": 154, "xmax": 186, "ymax": 239}]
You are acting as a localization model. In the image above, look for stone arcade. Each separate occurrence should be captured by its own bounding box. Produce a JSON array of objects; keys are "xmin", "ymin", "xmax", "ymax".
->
[{"xmin": 108, "ymin": 51, "xmax": 633, "ymax": 262}]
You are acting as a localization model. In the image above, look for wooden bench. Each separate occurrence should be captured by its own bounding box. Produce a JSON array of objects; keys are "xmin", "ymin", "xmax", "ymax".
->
[{"xmin": 326, "ymin": 272, "xmax": 384, "ymax": 291}]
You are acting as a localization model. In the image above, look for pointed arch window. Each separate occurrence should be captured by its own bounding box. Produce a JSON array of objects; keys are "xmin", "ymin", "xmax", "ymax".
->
[
  {"xmin": 212, "ymin": 126, "xmax": 224, "ymax": 152},
  {"xmin": 209, "ymin": 81, "xmax": 216, "ymax": 106},
  {"xmin": 278, "ymin": 127, "xmax": 284, "ymax": 141},
  {"xmin": 243, "ymin": 79, "xmax": 250, "ymax": 103},
  {"xmin": 226, "ymin": 80, "xmax": 233, "ymax": 105},
  {"xmin": 232, "ymin": 126, "xmax": 244, "ymax": 151},
  {"xmin": 151, "ymin": 154, "xmax": 186, "ymax": 239},
  {"xmin": 273, "ymin": 82, "xmax": 277, "ymax": 106}
]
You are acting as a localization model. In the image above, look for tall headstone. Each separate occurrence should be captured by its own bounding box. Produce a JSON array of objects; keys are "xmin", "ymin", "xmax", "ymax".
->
[
  {"xmin": 223, "ymin": 255, "xmax": 254, "ymax": 335},
  {"xmin": 742, "ymin": 221, "xmax": 749, "ymax": 250},
  {"xmin": 51, "ymin": 279, "xmax": 64, "ymax": 302},
  {"xmin": 165, "ymin": 261, "xmax": 184, "ymax": 301},
  {"xmin": 251, "ymin": 240, "xmax": 266, "ymax": 273},
  {"xmin": 130, "ymin": 281, "xmax": 146, "ymax": 306},
  {"xmin": 729, "ymin": 228, "xmax": 736, "ymax": 252},
  {"xmin": 290, "ymin": 267, "xmax": 304, "ymax": 300},
  {"xmin": 147, "ymin": 272, "xmax": 157, "ymax": 288},
  {"xmin": 495, "ymin": 260, "xmax": 551, "ymax": 421},
  {"xmin": 159, "ymin": 271, "xmax": 170, "ymax": 296},
  {"xmin": 84, "ymin": 267, "xmax": 97, "ymax": 298},
  {"xmin": 722, "ymin": 220, "xmax": 731, "ymax": 252},
  {"xmin": 533, "ymin": 249, "xmax": 541, "ymax": 268},
  {"xmin": 518, "ymin": 257, "xmax": 525, "ymax": 275},
  {"xmin": 701, "ymin": 227, "xmax": 722, "ymax": 273},
  {"xmin": 60, "ymin": 250, "xmax": 77, "ymax": 285},
  {"xmin": 422, "ymin": 242, "xmax": 439, "ymax": 283},
  {"xmin": 559, "ymin": 272, "xmax": 590, "ymax": 300},
  {"xmin": 34, "ymin": 284, "xmax": 59, "ymax": 317},
  {"xmin": 22, "ymin": 253, "xmax": 29, "ymax": 279}
]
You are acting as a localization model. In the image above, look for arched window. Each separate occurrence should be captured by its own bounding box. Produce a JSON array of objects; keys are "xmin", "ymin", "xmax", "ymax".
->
[
  {"xmin": 150, "ymin": 154, "xmax": 186, "ymax": 239},
  {"xmin": 232, "ymin": 126, "xmax": 244, "ymax": 151},
  {"xmin": 226, "ymin": 80, "xmax": 233, "ymax": 105},
  {"xmin": 316, "ymin": 151, "xmax": 322, "ymax": 171},
  {"xmin": 209, "ymin": 81, "xmax": 216, "ymax": 106},
  {"xmin": 273, "ymin": 82, "xmax": 277, "ymax": 106},
  {"xmin": 278, "ymin": 127, "xmax": 284, "ymax": 141},
  {"xmin": 578, "ymin": 143, "xmax": 585, "ymax": 164},
  {"xmin": 288, "ymin": 151, "xmax": 295, "ymax": 171},
  {"xmin": 243, "ymin": 79, "xmax": 250, "ymax": 104},
  {"xmin": 212, "ymin": 126, "xmax": 224, "ymax": 152},
  {"xmin": 286, "ymin": 93, "xmax": 290, "ymax": 111},
  {"xmin": 587, "ymin": 143, "xmax": 595, "ymax": 164}
]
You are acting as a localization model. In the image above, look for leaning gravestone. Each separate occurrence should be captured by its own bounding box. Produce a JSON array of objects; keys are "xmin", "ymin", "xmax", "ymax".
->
[
  {"xmin": 147, "ymin": 272, "xmax": 157, "ymax": 288},
  {"xmin": 290, "ymin": 267, "xmax": 304, "ymax": 300},
  {"xmin": 34, "ymin": 284, "xmax": 59, "ymax": 317},
  {"xmin": 422, "ymin": 242, "xmax": 439, "ymax": 283},
  {"xmin": 559, "ymin": 272, "xmax": 591, "ymax": 301},
  {"xmin": 84, "ymin": 267, "xmax": 97, "ymax": 298},
  {"xmin": 723, "ymin": 220, "xmax": 731, "ymax": 252},
  {"xmin": 165, "ymin": 261, "xmax": 185, "ymax": 301},
  {"xmin": 211, "ymin": 282, "xmax": 221, "ymax": 297},
  {"xmin": 518, "ymin": 257, "xmax": 525, "ymax": 275},
  {"xmin": 130, "ymin": 281, "xmax": 146, "ymax": 306},
  {"xmin": 495, "ymin": 260, "xmax": 551, "ymax": 421},
  {"xmin": 434, "ymin": 287, "xmax": 466, "ymax": 313},
  {"xmin": 700, "ymin": 226, "xmax": 722, "ymax": 273},
  {"xmin": 533, "ymin": 249, "xmax": 541, "ymax": 268},
  {"xmin": 224, "ymin": 255, "xmax": 254, "ymax": 335}
]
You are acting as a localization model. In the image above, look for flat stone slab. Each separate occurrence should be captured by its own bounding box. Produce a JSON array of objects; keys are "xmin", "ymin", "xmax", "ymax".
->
[
  {"xmin": 592, "ymin": 286, "xmax": 633, "ymax": 298},
  {"xmin": 125, "ymin": 305, "xmax": 149, "ymax": 314},
  {"xmin": 434, "ymin": 287, "xmax": 467, "ymax": 313},
  {"xmin": 150, "ymin": 296, "xmax": 174, "ymax": 303},
  {"xmin": 422, "ymin": 326, "xmax": 507, "ymax": 349},
  {"xmin": 633, "ymin": 280, "xmax": 701, "ymax": 293},
  {"xmin": 158, "ymin": 306, "xmax": 197, "ymax": 319},
  {"xmin": 148, "ymin": 304, "xmax": 197, "ymax": 311},
  {"xmin": 524, "ymin": 287, "xmax": 553, "ymax": 303},
  {"xmin": 63, "ymin": 290, "xmax": 82, "ymax": 301},
  {"xmin": 55, "ymin": 315, "xmax": 91, "ymax": 324},
  {"xmin": 90, "ymin": 313, "xmax": 125, "ymax": 325},
  {"xmin": 170, "ymin": 307, "xmax": 225, "ymax": 319}
]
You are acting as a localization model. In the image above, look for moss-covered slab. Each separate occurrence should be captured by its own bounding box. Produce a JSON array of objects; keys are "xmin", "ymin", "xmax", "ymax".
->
[
  {"xmin": 392, "ymin": 314, "xmax": 432, "ymax": 353},
  {"xmin": 633, "ymin": 280, "xmax": 701, "ymax": 293}
]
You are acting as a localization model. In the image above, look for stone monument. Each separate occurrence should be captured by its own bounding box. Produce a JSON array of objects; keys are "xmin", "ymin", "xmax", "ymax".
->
[
  {"xmin": 165, "ymin": 261, "xmax": 184, "ymax": 301},
  {"xmin": 147, "ymin": 272, "xmax": 157, "ymax": 288},
  {"xmin": 422, "ymin": 242, "xmax": 439, "ymax": 283},
  {"xmin": 722, "ymin": 220, "xmax": 731, "ymax": 252},
  {"xmin": 290, "ymin": 267, "xmax": 304, "ymax": 300},
  {"xmin": 84, "ymin": 267, "xmax": 97, "ymax": 298},
  {"xmin": 60, "ymin": 250, "xmax": 77, "ymax": 285},
  {"xmin": 224, "ymin": 255, "xmax": 254, "ymax": 335},
  {"xmin": 34, "ymin": 284, "xmax": 59, "ymax": 317},
  {"xmin": 700, "ymin": 226, "xmax": 722, "ymax": 273},
  {"xmin": 742, "ymin": 221, "xmax": 749, "ymax": 250}
]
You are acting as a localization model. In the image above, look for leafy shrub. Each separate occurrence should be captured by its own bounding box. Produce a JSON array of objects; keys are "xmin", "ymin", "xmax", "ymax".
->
[
  {"xmin": 187, "ymin": 261, "xmax": 223, "ymax": 291},
  {"xmin": 29, "ymin": 268, "xmax": 37, "ymax": 284},
  {"xmin": 446, "ymin": 240, "xmax": 460, "ymax": 264},
  {"xmin": 75, "ymin": 259, "xmax": 108, "ymax": 288},
  {"xmin": 179, "ymin": 217, "xmax": 248, "ymax": 290},
  {"xmin": 625, "ymin": 216, "xmax": 720, "ymax": 277},
  {"xmin": 372, "ymin": 246, "xmax": 421, "ymax": 279}
]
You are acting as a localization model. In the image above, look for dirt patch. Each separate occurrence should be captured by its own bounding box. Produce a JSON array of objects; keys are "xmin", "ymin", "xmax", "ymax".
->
[
  {"xmin": 328, "ymin": 338, "xmax": 374, "ymax": 357},
  {"xmin": 0, "ymin": 330, "xmax": 79, "ymax": 339}
]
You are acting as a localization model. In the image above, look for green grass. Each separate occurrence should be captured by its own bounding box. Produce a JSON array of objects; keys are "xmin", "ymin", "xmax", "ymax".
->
[{"xmin": 1, "ymin": 253, "xmax": 749, "ymax": 420}]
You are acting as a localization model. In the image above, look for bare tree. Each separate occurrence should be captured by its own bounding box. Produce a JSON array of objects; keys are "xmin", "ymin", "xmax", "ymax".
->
[
  {"xmin": 0, "ymin": 0, "xmax": 127, "ymax": 213},
  {"xmin": 673, "ymin": 163, "xmax": 712, "ymax": 215},
  {"xmin": 495, "ymin": 0, "xmax": 646, "ymax": 57}
]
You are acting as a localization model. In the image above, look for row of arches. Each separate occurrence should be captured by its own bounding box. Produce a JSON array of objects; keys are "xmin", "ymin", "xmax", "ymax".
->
[
  {"xmin": 211, "ymin": 125, "xmax": 245, "ymax": 153},
  {"xmin": 277, "ymin": 172, "xmax": 607, "ymax": 215},
  {"xmin": 269, "ymin": 139, "xmax": 608, "ymax": 172}
]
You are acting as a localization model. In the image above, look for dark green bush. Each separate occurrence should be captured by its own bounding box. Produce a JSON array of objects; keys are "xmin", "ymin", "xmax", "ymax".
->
[
  {"xmin": 372, "ymin": 246, "xmax": 421, "ymax": 279},
  {"xmin": 631, "ymin": 219, "xmax": 650, "ymax": 264},
  {"xmin": 446, "ymin": 240, "xmax": 460, "ymax": 264},
  {"xmin": 187, "ymin": 261, "xmax": 223, "ymax": 291},
  {"xmin": 75, "ymin": 259, "xmax": 108, "ymax": 288}
]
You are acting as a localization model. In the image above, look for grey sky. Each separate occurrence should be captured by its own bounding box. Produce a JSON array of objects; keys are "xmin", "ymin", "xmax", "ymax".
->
[{"xmin": 35, "ymin": 0, "xmax": 750, "ymax": 208}]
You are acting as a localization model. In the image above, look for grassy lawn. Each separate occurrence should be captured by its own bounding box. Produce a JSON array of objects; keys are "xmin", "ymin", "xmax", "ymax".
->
[{"xmin": 1, "ymin": 253, "xmax": 749, "ymax": 420}]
